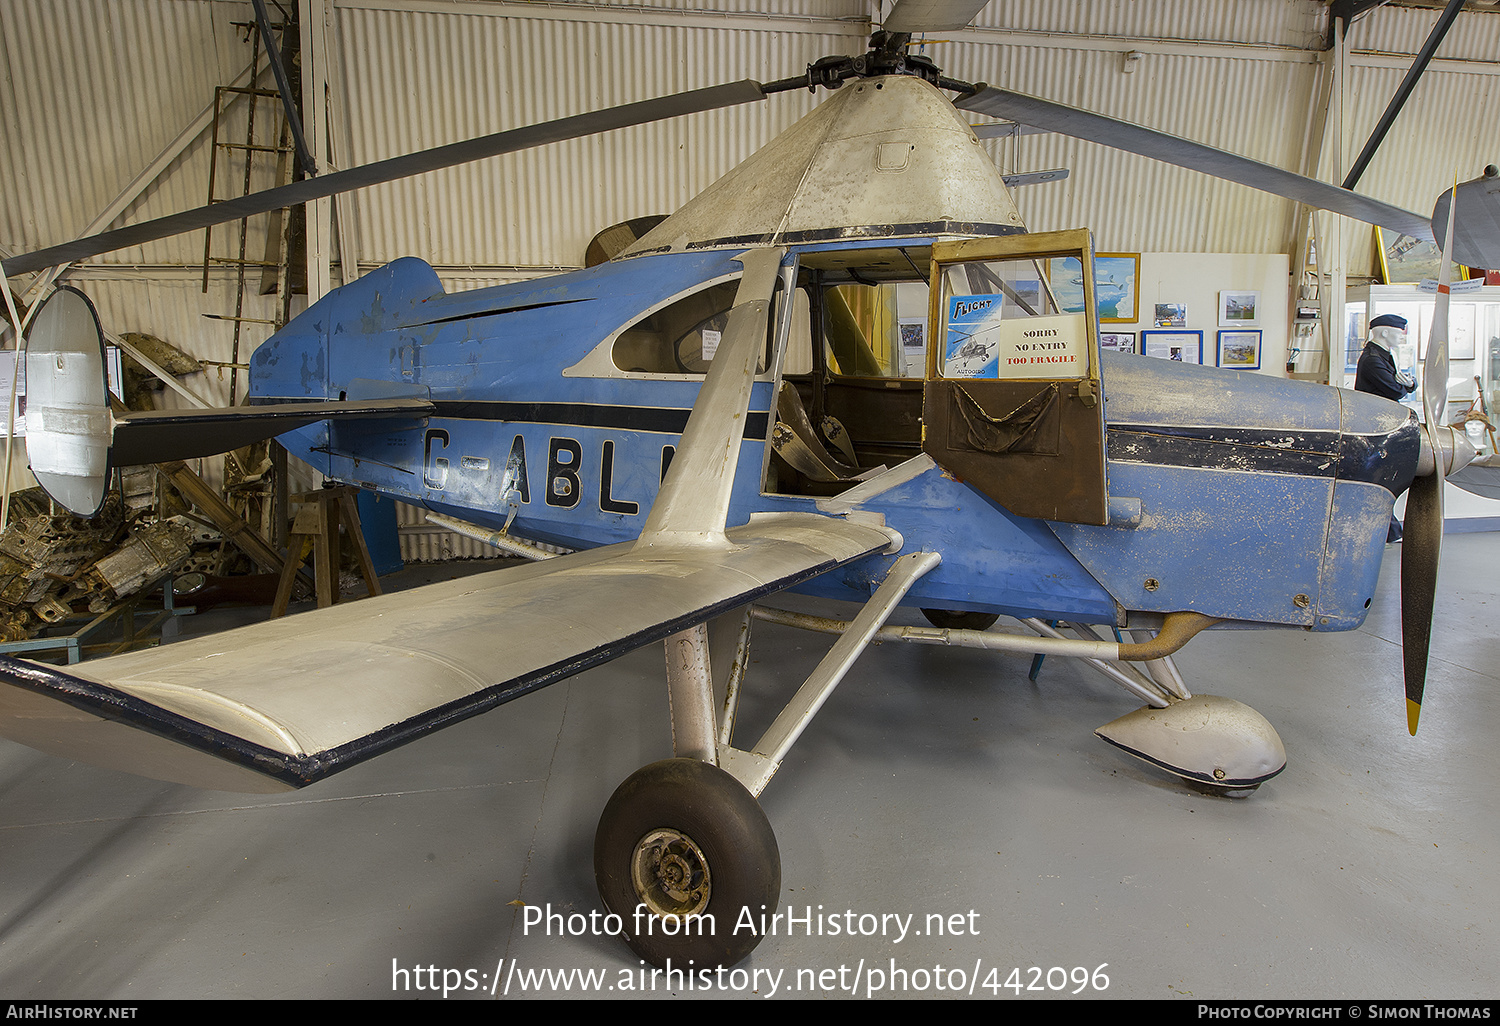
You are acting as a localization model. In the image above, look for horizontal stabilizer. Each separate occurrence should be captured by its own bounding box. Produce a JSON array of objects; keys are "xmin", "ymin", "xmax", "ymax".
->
[
  {"xmin": 111, "ymin": 397, "xmax": 434, "ymax": 465},
  {"xmin": 0, "ymin": 514, "xmax": 892, "ymax": 792},
  {"xmin": 21, "ymin": 285, "xmax": 432, "ymax": 515}
]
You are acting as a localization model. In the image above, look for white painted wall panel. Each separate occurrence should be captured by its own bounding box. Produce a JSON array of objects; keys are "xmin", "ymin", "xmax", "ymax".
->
[{"xmin": 1347, "ymin": 2, "xmax": 1500, "ymax": 64}]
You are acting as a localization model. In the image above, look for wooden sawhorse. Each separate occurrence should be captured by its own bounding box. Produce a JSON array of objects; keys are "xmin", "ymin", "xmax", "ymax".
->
[{"xmin": 271, "ymin": 486, "xmax": 384, "ymax": 618}]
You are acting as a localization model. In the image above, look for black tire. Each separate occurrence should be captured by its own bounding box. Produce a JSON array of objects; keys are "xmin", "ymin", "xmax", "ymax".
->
[
  {"xmin": 594, "ymin": 758, "xmax": 780, "ymax": 969},
  {"xmin": 921, "ymin": 608, "xmax": 1000, "ymax": 631}
]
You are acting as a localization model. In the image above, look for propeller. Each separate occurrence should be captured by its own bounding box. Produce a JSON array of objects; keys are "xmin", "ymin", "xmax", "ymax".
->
[{"xmin": 1401, "ymin": 184, "xmax": 1479, "ymax": 735}]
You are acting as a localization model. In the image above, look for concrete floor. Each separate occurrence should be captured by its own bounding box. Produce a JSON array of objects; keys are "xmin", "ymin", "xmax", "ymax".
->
[{"xmin": 0, "ymin": 533, "xmax": 1495, "ymax": 1000}]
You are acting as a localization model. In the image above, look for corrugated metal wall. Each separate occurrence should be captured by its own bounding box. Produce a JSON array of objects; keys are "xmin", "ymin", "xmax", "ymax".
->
[{"xmin": 3, "ymin": 0, "xmax": 1498, "ymax": 560}]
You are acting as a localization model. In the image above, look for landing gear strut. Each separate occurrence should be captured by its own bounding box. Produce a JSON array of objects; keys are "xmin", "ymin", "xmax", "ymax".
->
[{"xmin": 596, "ymin": 551, "xmax": 940, "ymax": 968}]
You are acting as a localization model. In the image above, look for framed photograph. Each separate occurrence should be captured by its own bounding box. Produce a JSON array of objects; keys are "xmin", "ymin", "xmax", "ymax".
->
[
  {"xmin": 1005, "ymin": 279, "xmax": 1042, "ymax": 314},
  {"xmin": 1094, "ymin": 253, "xmax": 1139, "ymax": 323},
  {"xmin": 1046, "ymin": 252, "xmax": 1139, "ymax": 323},
  {"xmin": 1154, "ymin": 303, "xmax": 1186, "ymax": 328},
  {"xmin": 1376, "ymin": 225, "xmax": 1468, "ymax": 284},
  {"xmin": 1217, "ymin": 329, "xmax": 1262, "ymax": 370},
  {"xmin": 1141, "ymin": 330, "xmax": 1203, "ymax": 364},
  {"xmin": 1218, "ymin": 290, "xmax": 1260, "ymax": 327},
  {"xmin": 897, "ymin": 317, "xmax": 927, "ymax": 376},
  {"xmin": 1099, "ymin": 332, "xmax": 1136, "ymax": 354}
]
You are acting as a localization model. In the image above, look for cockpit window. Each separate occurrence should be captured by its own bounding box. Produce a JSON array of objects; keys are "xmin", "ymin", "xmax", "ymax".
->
[{"xmin": 612, "ymin": 280, "xmax": 742, "ymax": 374}]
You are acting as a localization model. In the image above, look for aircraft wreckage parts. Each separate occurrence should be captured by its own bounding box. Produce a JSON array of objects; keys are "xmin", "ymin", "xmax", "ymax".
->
[
  {"xmin": 595, "ymin": 758, "xmax": 780, "ymax": 969},
  {"xmin": 1094, "ymin": 695, "xmax": 1287, "ymax": 797}
]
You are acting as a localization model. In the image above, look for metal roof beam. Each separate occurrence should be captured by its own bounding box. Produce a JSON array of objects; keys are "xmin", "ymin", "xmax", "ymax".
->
[{"xmin": 1342, "ymin": 0, "xmax": 1467, "ymax": 190}]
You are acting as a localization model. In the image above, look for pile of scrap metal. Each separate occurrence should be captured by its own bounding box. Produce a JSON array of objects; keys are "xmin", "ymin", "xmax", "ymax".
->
[
  {"xmin": 0, "ymin": 484, "xmax": 195, "ymax": 643},
  {"xmin": 0, "ymin": 328, "xmax": 307, "ymax": 647},
  {"xmin": 0, "ymin": 454, "xmax": 288, "ymax": 646}
]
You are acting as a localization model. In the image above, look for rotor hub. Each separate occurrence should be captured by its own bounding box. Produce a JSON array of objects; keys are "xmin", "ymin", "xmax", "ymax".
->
[{"xmin": 765, "ymin": 32, "xmax": 971, "ymax": 96}]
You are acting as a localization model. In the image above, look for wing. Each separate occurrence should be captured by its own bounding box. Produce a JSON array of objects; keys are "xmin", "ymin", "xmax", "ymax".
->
[
  {"xmin": 0, "ymin": 515, "xmax": 889, "ymax": 793},
  {"xmin": 0, "ymin": 247, "xmax": 897, "ymax": 793}
]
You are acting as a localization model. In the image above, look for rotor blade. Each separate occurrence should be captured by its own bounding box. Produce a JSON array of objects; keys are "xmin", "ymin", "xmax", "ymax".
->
[
  {"xmin": 2, "ymin": 80, "xmax": 767, "ymax": 278},
  {"xmin": 1430, "ymin": 168, "xmax": 1500, "ymax": 273},
  {"xmin": 956, "ymin": 86, "xmax": 1435, "ymax": 240},
  {"xmin": 1001, "ymin": 168, "xmax": 1070, "ymax": 188},
  {"xmin": 883, "ymin": 0, "xmax": 992, "ymax": 33}
]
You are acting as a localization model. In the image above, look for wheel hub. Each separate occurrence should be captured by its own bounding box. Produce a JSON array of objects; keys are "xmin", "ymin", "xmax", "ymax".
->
[{"xmin": 631, "ymin": 828, "xmax": 711, "ymax": 919}]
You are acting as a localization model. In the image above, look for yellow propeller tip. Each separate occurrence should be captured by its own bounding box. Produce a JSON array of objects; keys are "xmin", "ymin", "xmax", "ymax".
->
[{"xmin": 1406, "ymin": 698, "xmax": 1422, "ymax": 736}]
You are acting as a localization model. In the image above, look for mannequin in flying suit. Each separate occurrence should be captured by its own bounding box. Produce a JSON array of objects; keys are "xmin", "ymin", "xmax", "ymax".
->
[{"xmin": 1355, "ymin": 313, "xmax": 1417, "ymax": 542}]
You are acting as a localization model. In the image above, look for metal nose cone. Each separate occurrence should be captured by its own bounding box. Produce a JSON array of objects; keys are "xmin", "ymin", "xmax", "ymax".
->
[{"xmin": 1416, "ymin": 421, "xmax": 1478, "ymax": 478}]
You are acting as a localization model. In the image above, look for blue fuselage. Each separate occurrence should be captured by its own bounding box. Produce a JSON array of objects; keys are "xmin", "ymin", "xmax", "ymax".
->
[{"xmin": 250, "ymin": 244, "xmax": 1418, "ymax": 633}]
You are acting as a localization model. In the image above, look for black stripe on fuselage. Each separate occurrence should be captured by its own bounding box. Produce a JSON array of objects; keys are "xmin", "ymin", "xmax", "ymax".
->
[
  {"xmin": 431, "ymin": 400, "xmax": 770, "ymax": 439},
  {"xmin": 1107, "ymin": 421, "xmax": 1421, "ymax": 496}
]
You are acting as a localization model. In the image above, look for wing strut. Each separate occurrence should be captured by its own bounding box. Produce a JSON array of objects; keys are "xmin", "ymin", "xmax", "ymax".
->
[
  {"xmin": 636, "ymin": 247, "xmax": 785, "ymax": 550},
  {"xmin": 715, "ymin": 549, "xmax": 941, "ymax": 797}
]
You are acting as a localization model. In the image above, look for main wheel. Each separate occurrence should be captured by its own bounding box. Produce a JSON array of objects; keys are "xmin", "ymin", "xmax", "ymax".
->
[
  {"xmin": 922, "ymin": 608, "xmax": 1000, "ymax": 631},
  {"xmin": 594, "ymin": 758, "xmax": 780, "ymax": 969}
]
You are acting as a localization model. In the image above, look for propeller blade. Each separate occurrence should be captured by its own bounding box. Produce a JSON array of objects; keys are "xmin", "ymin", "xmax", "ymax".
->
[
  {"xmin": 1401, "ymin": 466, "xmax": 1441, "ymax": 735},
  {"xmin": 1, "ymin": 80, "xmax": 767, "ymax": 279},
  {"xmin": 1401, "ymin": 184, "xmax": 1459, "ymax": 735},
  {"xmin": 883, "ymin": 0, "xmax": 992, "ymax": 33},
  {"xmin": 956, "ymin": 86, "xmax": 1435, "ymax": 240},
  {"xmin": 1447, "ymin": 456, "xmax": 1500, "ymax": 500},
  {"xmin": 1430, "ymin": 167, "xmax": 1500, "ymax": 273}
]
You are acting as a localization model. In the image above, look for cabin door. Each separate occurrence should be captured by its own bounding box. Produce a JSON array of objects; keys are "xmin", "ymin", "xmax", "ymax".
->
[{"xmin": 922, "ymin": 229, "xmax": 1108, "ymax": 525}]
